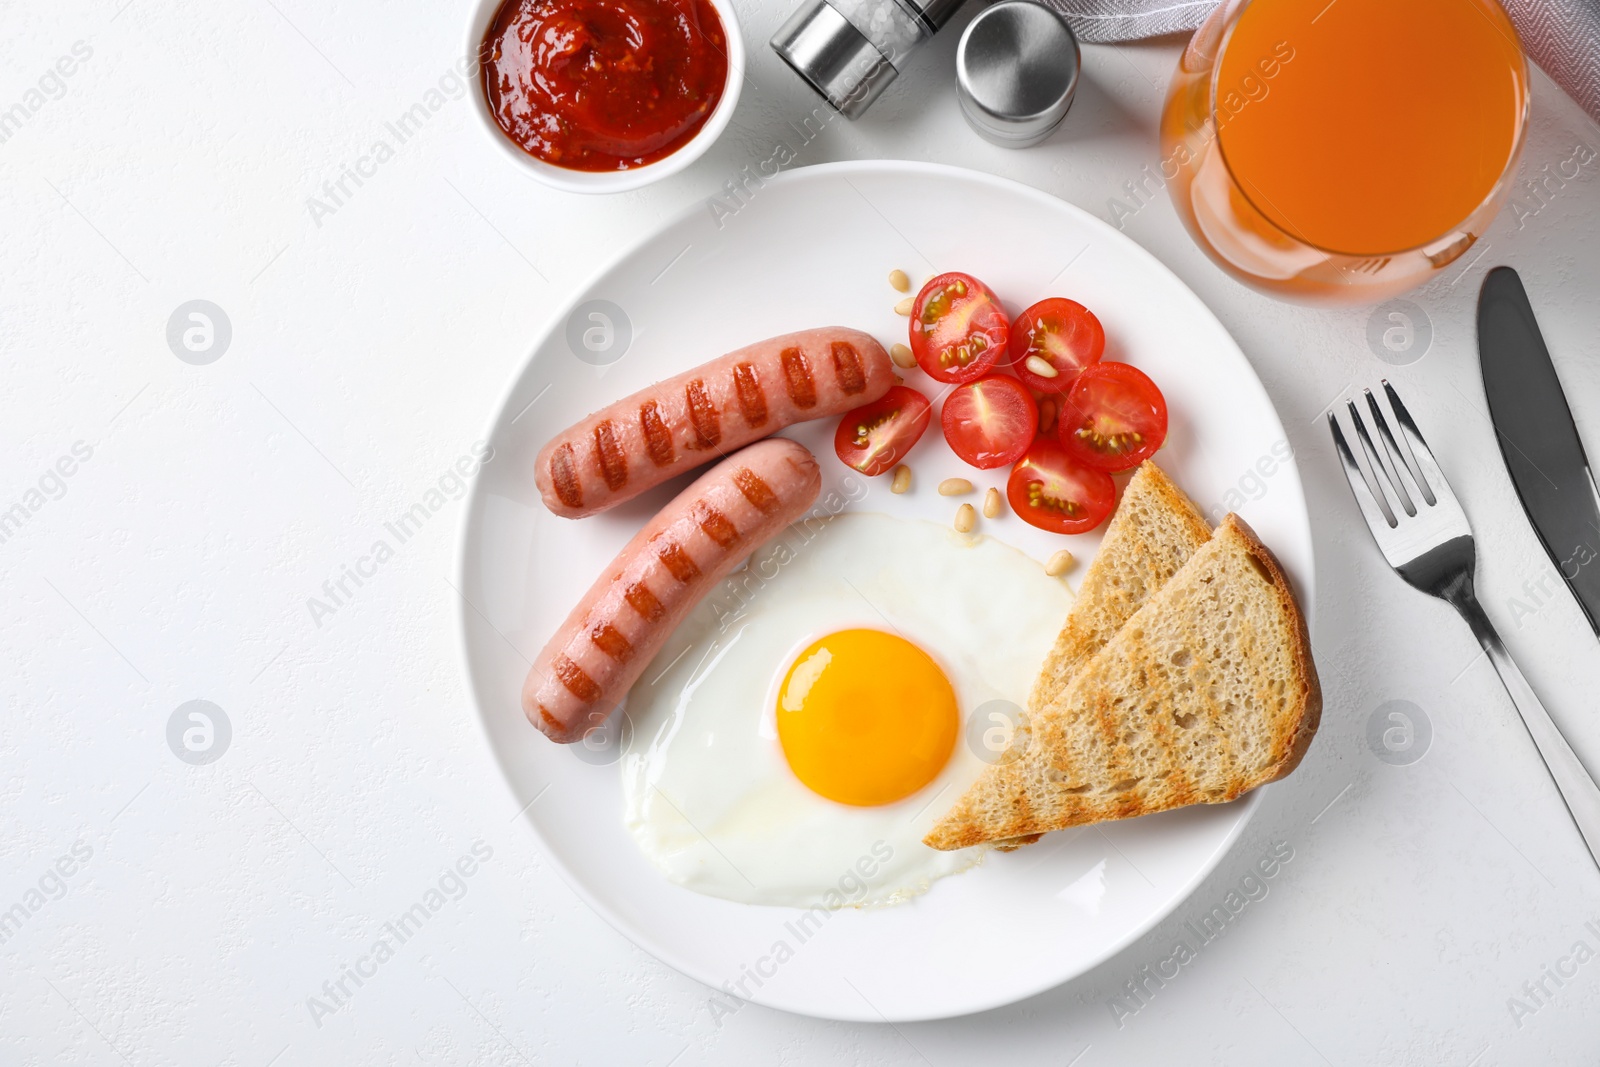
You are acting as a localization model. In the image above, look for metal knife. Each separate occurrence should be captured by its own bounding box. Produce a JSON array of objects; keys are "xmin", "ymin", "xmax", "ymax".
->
[{"xmin": 1478, "ymin": 265, "xmax": 1600, "ymax": 635}]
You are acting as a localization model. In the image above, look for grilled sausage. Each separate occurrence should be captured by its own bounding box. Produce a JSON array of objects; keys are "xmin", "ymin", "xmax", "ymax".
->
[
  {"xmin": 535, "ymin": 327, "xmax": 889, "ymax": 518},
  {"xmin": 525, "ymin": 438, "xmax": 822, "ymax": 743}
]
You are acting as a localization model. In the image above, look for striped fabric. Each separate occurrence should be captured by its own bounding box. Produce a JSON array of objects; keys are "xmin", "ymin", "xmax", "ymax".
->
[{"xmin": 1502, "ymin": 0, "xmax": 1600, "ymax": 124}]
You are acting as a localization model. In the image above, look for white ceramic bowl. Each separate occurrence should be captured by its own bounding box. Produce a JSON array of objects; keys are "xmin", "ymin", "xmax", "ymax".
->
[{"xmin": 465, "ymin": 0, "xmax": 744, "ymax": 194}]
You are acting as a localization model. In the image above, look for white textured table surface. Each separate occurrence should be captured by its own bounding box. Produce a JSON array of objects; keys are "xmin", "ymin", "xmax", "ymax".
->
[{"xmin": 6, "ymin": 2, "xmax": 1600, "ymax": 1064}]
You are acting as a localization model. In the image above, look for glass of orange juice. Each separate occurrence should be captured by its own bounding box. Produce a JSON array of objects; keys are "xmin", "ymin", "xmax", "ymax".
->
[{"xmin": 1160, "ymin": 0, "xmax": 1529, "ymax": 303}]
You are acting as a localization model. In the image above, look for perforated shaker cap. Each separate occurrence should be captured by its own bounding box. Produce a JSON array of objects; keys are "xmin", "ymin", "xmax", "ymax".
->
[{"xmin": 956, "ymin": 0, "xmax": 1080, "ymax": 147}]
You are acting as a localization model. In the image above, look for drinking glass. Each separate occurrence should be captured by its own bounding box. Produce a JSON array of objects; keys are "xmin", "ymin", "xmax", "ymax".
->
[{"xmin": 1160, "ymin": 0, "xmax": 1530, "ymax": 304}]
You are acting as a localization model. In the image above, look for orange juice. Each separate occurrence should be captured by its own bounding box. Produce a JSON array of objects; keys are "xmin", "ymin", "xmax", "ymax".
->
[{"xmin": 1215, "ymin": 0, "xmax": 1526, "ymax": 256}]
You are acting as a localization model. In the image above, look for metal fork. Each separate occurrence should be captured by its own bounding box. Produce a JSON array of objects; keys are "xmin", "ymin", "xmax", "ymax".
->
[{"xmin": 1329, "ymin": 381, "xmax": 1600, "ymax": 870}]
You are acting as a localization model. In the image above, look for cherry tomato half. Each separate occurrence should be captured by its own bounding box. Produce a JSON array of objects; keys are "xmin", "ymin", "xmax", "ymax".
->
[
  {"xmin": 1057, "ymin": 362, "xmax": 1168, "ymax": 472},
  {"xmin": 1005, "ymin": 439, "xmax": 1116, "ymax": 535},
  {"xmin": 833, "ymin": 385, "xmax": 933, "ymax": 476},
  {"xmin": 1009, "ymin": 298, "xmax": 1105, "ymax": 394},
  {"xmin": 941, "ymin": 374, "xmax": 1038, "ymax": 470},
  {"xmin": 908, "ymin": 272, "xmax": 1010, "ymax": 384}
]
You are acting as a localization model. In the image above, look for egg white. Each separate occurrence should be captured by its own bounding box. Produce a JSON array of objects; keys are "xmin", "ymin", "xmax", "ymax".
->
[{"xmin": 620, "ymin": 511, "xmax": 1074, "ymax": 909}]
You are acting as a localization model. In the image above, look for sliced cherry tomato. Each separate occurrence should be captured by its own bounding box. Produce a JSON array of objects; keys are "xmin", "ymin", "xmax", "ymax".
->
[
  {"xmin": 908, "ymin": 272, "xmax": 1010, "ymax": 384},
  {"xmin": 1009, "ymin": 298, "xmax": 1105, "ymax": 394},
  {"xmin": 833, "ymin": 385, "xmax": 932, "ymax": 476},
  {"xmin": 1057, "ymin": 362, "xmax": 1168, "ymax": 472},
  {"xmin": 940, "ymin": 375, "xmax": 1039, "ymax": 470},
  {"xmin": 1005, "ymin": 439, "xmax": 1116, "ymax": 535}
]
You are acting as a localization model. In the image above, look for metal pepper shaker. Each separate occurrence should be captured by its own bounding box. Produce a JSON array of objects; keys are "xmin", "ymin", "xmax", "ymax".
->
[
  {"xmin": 771, "ymin": 0, "xmax": 968, "ymax": 119},
  {"xmin": 955, "ymin": 0, "xmax": 1079, "ymax": 147}
]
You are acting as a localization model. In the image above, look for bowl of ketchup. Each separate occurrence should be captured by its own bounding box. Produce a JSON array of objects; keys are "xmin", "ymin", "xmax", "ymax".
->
[{"xmin": 468, "ymin": 0, "xmax": 743, "ymax": 192}]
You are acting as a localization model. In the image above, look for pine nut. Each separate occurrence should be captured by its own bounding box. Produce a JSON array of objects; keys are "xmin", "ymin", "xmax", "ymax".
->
[
  {"xmin": 890, "ymin": 342, "xmax": 915, "ymax": 368},
  {"xmin": 1045, "ymin": 549, "xmax": 1076, "ymax": 576},
  {"xmin": 889, "ymin": 269, "xmax": 911, "ymax": 292},
  {"xmin": 938, "ymin": 477, "xmax": 973, "ymax": 496},
  {"xmin": 983, "ymin": 487, "xmax": 1003, "ymax": 518},
  {"xmin": 894, "ymin": 297, "xmax": 914, "ymax": 316},
  {"xmin": 954, "ymin": 503, "xmax": 976, "ymax": 533},
  {"xmin": 891, "ymin": 464, "xmax": 911, "ymax": 494},
  {"xmin": 1025, "ymin": 355, "xmax": 1058, "ymax": 379}
]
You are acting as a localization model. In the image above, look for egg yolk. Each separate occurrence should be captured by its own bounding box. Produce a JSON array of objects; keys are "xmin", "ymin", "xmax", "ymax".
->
[{"xmin": 775, "ymin": 629, "xmax": 959, "ymax": 807}]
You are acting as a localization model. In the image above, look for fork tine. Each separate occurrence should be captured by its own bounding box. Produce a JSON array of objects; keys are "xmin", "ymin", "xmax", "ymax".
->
[
  {"xmin": 1368, "ymin": 386, "xmax": 1436, "ymax": 507},
  {"xmin": 1382, "ymin": 380, "xmax": 1458, "ymax": 511},
  {"xmin": 1329, "ymin": 410, "xmax": 1397, "ymax": 530},
  {"xmin": 1363, "ymin": 388, "xmax": 1429, "ymax": 510},
  {"xmin": 1347, "ymin": 400, "xmax": 1413, "ymax": 521}
]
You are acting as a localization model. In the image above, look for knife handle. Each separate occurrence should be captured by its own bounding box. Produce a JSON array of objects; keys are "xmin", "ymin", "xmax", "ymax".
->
[{"xmin": 1455, "ymin": 590, "xmax": 1600, "ymax": 871}]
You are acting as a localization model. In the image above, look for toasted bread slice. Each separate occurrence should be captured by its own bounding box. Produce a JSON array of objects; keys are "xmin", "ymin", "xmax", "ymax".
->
[
  {"xmin": 1028, "ymin": 461, "xmax": 1213, "ymax": 716},
  {"xmin": 925, "ymin": 515, "xmax": 1320, "ymax": 851},
  {"xmin": 990, "ymin": 462, "xmax": 1213, "ymax": 849}
]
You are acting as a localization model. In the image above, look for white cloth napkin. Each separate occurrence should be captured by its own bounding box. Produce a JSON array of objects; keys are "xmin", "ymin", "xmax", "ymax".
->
[{"xmin": 1044, "ymin": 0, "xmax": 1600, "ymax": 125}]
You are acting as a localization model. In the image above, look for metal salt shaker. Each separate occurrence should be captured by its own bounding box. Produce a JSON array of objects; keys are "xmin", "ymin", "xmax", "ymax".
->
[{"xmin": 771, "ymin": 0, "xmax": 968, "ymax": 118}]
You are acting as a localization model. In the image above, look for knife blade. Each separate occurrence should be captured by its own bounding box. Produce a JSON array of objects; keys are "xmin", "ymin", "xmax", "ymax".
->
[{"xmin": 1478, "ymin": 265, "xmax": 1600, "ymax": 635}]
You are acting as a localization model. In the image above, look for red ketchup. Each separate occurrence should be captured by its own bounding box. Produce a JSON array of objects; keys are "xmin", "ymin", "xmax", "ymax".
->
[{"xmin": 481, "ymin": 0, "xmax": 729, "ymax": 172}]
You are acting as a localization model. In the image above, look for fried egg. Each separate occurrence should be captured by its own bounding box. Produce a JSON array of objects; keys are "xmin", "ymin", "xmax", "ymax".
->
[{"xmin": 620, "ymin": 511, "xmax": 1073, "ymax": 909}]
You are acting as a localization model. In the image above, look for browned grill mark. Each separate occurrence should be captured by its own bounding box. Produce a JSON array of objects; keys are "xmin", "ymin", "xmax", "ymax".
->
[
  {"xmin": 537, "ymin": 703, "xmax": 561, "ymax": 729},
  {"xmin": 592, "ymin": 420, "xmax": 628, "ymax": 491},
  {"xmin": 624, "ymin": 581, "xmax": 665, "ymax": 622},
  {"xmin": 685, "ymin": 378, "xmax": 721, "ymax": 448},
  {"xmin": 550, "ymin": 443, "xmax": 583, "ymax": 508},
  {"xmin": 732, "ymin": 467, "xmax": 780, "ymax": 514},
  {"xmin": 639, "ymin": 400, "xmax": 675, "ymax": 467},
  {"xmin": 588, "ymin": 620, "xmax": 634, "ymax": 663},
  {"xmin": 732, "ymin": 362, "xmax": 768, "ymax": 428},
  {"xmin": 655, "ymin": 538, "xmax": 701, "ymax": 583},
  {"xmin": 552, "ymin": 654, "xmax": 601, "ymax": 703},
  {"xmin": 693, "ymin": 503, "xmax": 740, "ymax": 548},
  {"xmin": 781, "ymin": 347, "xmax": 817, "ymax": 408},
  {"xmin": 831, "ymin": 341, "xmax": 867, "ymax": 395}
]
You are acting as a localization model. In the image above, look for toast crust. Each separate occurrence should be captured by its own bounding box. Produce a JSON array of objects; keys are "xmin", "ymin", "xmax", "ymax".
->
[
  {"xmin": 1229, "ymin": 514, "xmax": 1322, "ymax": 784},
  {"xmin": 926, "ymin": 514, "xmax": 1320, "ymax": 851}
]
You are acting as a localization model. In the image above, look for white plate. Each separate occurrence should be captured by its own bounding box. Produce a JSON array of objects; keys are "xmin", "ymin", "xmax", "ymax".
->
[{"xmin": 455, "ymin": 161, "xmax": 1315, "ymax": 1021}]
